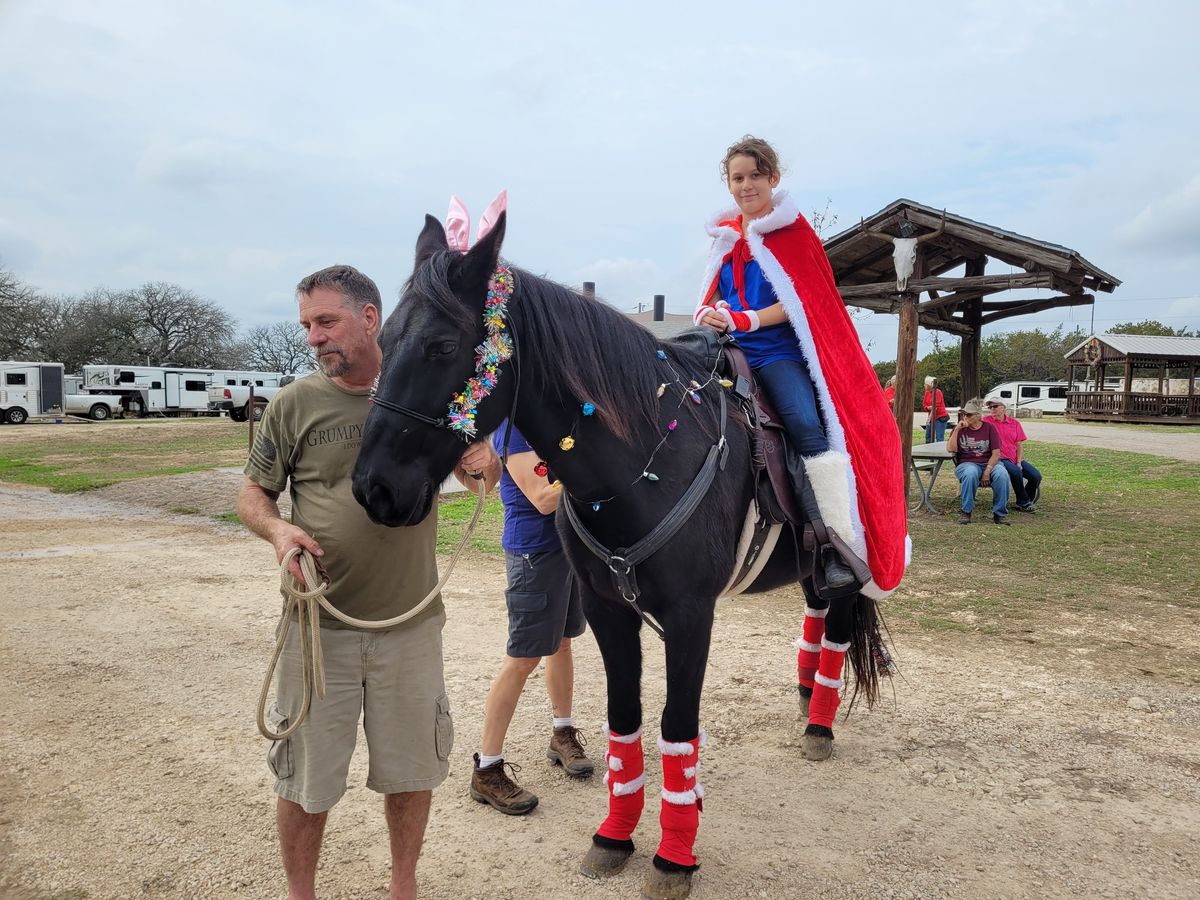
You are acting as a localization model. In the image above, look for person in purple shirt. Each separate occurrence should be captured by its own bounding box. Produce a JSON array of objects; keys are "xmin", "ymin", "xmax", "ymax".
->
[
  {"xmin": 948, "ymin": 399, "xmax": 1012, "ymax": 525},
  {"xmin": 468, "ymin": 421, "xmax": 595, "ymax": 816}
]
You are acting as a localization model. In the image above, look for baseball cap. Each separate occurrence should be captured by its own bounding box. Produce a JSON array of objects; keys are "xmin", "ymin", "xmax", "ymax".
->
[{"xmin": 985, "ymin": 399, "xmax": 1003, "ymax": 408}]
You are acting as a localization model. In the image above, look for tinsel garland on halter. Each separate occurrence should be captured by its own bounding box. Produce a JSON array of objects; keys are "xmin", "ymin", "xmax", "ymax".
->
[{"xmin": 446, "ymin": 264, "xmax": 514, "ymax": 438}]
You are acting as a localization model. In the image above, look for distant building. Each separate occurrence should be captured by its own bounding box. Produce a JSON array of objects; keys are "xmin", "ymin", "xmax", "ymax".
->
[{"xmin": 628, "ymin": 309, "xmax": 694, "ymax": 340}]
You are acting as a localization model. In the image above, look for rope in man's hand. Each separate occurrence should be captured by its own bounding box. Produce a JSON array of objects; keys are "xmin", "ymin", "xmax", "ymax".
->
[{"xmin": 256, "ymin": 477, "xmax": 488, "ymax": 741}]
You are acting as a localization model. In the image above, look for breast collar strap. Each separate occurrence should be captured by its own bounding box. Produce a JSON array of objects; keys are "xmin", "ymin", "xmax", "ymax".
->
[{"xmin": 562, "ymin": 389, "xmax": 729, "ymax": 641}]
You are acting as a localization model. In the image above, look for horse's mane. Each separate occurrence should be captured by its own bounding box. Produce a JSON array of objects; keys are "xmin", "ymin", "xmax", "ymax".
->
[{"xmin": 406, "ymin": 252, "xmax": 677, "ymax": 443}]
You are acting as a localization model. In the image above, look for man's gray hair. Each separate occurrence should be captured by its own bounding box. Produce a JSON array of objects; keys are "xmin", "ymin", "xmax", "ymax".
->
[{"xmin": 296, "ymin": 265, "xmax": 382, "ymax": 312}]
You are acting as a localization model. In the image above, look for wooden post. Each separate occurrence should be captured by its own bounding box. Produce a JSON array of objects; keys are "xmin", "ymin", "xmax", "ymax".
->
[
  {"xmin": 959, "ymin": 257, "xmax": 986, "ymax": 401},
  {"xmin": 894, "ymin": 293, "xmax": 919, "ymax": 498}
]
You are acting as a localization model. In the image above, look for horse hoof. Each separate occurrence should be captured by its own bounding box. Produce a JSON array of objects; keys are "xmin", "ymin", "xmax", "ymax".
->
[
  {"xmin": 580, "ymin": 842, "xmax": 633, "ymax": 879},
  {"xmin": 643, "ymin": 866, "xmax": 694, "ymax": 900},
  {"xmin": 802, "ymin": 732, "xmax": 833, "ymax": 761}
]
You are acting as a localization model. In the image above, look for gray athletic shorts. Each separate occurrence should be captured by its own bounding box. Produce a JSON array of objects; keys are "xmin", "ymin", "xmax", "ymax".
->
[
  {"xmin": 504, "ymin": 549, "xmax": 587, "ymax": 658},
  {"xmin": 265, "ymin": 609, "xmax": 453, "ymax": 814}
]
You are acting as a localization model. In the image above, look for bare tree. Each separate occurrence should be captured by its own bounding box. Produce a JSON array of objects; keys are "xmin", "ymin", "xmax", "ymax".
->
[
  {"xmin": 117, "ymin": 282, "xmax": 238, "ymax": 366},
  {"xmin": 243, "ymin": 321, "xmax": 314, "ymax": 373},
  {"xmin": 0, "ymin": 264, "xmax": 42, "ymax": 359}
]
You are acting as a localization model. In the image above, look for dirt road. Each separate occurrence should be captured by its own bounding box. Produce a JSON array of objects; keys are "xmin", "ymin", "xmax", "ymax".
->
[{"xmin": 1, "ymin": 476, "xmax": 1198, "ymax": 899}]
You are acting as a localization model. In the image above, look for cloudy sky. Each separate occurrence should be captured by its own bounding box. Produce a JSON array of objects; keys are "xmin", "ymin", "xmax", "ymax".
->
[{"xmin": 2, "ymin": 1, "xmax": 1197, "ymax": 361}]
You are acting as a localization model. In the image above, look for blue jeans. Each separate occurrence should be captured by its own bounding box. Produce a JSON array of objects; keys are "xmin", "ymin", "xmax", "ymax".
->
[
  {"xmin": 754, "ymin": 358, "xmax": 829, "ymax": 455},
  {"xmin": 955, "ymin": 462, "xmax": 1010, "ymax": 516},
  {"xmin": 925, "ymin": 416, "xmax": 948, "ymax": 443},
  {"xmin": 1000, "ymin": 459, "xmax": 1041, "ymax": 507}
]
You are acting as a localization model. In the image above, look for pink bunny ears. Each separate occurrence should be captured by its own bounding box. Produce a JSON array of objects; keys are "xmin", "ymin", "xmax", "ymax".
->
[{"xmin": 444, "ymin": 190, "xmax": 508, "ymax": 252}]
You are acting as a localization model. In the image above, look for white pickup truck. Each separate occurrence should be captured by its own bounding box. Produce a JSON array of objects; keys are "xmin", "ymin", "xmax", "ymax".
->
[
  {"xmin": 63, "ymin": 375, "xmax": 123, "ymax": 420},
  {"xmin": 208, "ymin": 375, "xmax": 296, "ymax": 422}
]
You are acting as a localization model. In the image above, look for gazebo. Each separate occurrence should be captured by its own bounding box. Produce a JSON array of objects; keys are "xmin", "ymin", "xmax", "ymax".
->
[
  {"xmin": 823, "ymin": 199, "xmax": 1120, "ymax": 486},
  {"xmin": 1064, "ymin": 333, "xmax": 1200, "ymax": 423}
]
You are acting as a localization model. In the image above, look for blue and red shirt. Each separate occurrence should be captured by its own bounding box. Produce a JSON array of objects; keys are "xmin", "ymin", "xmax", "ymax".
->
[
  {"xmin": 492, "ymin": 421, "xmax": 560, "ymax": 555},
  {"xmin": 717, "ymin": 221, "xmax": 804, "ymax": 369}
]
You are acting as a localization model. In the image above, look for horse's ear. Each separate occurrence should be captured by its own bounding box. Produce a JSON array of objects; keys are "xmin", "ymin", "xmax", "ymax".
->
[
  {"xmin": 415, "ymin": 214, "xmax": 449, "ymax": 269},
  {"xmin": 453, "ymin": 211, "xmax": 506, "ymax": 298}
]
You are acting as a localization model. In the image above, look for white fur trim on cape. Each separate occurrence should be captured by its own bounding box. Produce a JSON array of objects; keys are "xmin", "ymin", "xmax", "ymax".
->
[{"xmin": 604, "ymin": 724, "xmax": 643, "ymax": 744}]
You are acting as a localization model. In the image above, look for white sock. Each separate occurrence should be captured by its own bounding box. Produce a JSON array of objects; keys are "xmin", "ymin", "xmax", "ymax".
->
[
  {"xmin": 553, "ymin": 716, "xmax": 574, "ymax": 730},
  {"xmin": 478, "ymin": 752, "xmax": 503, "ymax": 768}
]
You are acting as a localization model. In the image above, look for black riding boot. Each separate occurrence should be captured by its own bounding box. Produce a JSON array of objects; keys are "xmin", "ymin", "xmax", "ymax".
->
[{"xmin": 795, "ymin": 474, "xmax": 857, "ymax": 594}]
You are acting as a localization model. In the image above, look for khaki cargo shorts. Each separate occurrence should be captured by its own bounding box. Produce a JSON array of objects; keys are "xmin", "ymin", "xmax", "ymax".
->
[{"xmin": 265, "ymin": 609, "xmax": 453, "ymax": 814}]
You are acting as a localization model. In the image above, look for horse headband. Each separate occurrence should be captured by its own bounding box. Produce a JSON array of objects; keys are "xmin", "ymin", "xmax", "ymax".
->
[{"xmin": 444, "ymin": 191, "xmax": 513, "ymax": 439}]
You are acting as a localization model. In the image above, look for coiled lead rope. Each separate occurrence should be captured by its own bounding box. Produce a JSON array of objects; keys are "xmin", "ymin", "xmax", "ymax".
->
[{"xmin": 257, "ymin": 477, "xmax": 487, "ymax": 740}]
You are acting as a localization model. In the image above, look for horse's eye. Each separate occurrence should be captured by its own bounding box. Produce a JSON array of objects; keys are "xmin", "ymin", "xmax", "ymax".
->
[{"xmin": 428, "ymin": 340, "xmax": 458, "ymax": 358}]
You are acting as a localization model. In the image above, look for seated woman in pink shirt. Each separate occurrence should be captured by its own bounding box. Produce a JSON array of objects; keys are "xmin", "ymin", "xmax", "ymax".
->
[{"xmin": 984, "ymin": 399, "xmax": 1042, "ymax": 512}]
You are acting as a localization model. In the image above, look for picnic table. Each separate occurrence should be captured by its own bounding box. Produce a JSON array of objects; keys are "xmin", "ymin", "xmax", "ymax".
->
[{"xmin": 910, "ymin": 440, "xmax": 954, "ymax": 514}]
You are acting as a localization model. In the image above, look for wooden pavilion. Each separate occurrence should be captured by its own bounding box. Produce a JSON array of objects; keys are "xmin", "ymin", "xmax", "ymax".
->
[
  {"xmin": 822, "ymin": 199, "xmax": 1120, "ymax": 487},
  {"xmin": 1064, "ymin": 333, "xmax": 1200, "ymax": 423}
]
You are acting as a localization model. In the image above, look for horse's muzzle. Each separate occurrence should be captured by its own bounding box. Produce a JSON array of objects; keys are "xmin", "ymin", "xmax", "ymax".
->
[{"xmin": 353, "ymin": 478, "xmax": 433, "ymax": 527}]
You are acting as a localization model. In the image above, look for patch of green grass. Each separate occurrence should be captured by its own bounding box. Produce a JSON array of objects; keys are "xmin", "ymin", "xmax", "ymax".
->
[
  {"xmin": 436, "ymin": 493, "xmax": 503, "ymax": 555},
  {"xmin": 212, "ymin": 511, "xmax": 242, "ymax": 524},
  {"xmin": 0, "ymin": 420, "xmax": 249, "ymax": 492},
  {"xmin": 896, "ymin": 442, "xmax": 1200, "ymax": 677},
  {"xmin": 0, "ymin": 457, "xmax": 214, "ymax": 492}
]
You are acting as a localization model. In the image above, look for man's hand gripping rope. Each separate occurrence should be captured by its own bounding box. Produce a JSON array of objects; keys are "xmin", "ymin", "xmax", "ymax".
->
[{"xmin": 256, "ymin": 475, "xmax": 488, "ymax": 741}]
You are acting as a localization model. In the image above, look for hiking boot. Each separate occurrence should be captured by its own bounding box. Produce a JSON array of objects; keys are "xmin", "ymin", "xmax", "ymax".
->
[
  {"xmin": 547, "ymin": 726, "xmax": 595, "ymax": 777},
  {"xmin": 993, "ymin": 513, "xmax": 1011, "ymax": 526},
  {"xmin": 958, "ymin": 510, "xmax": 972, "ymax": 525},
  {"xmin": 470, "ymin": 754, "xmax": 539, "ymax": 815}
]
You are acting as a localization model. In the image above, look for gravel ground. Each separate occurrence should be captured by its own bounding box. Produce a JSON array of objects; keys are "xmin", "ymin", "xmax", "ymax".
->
[{"xmin": 1, "ymin": 473, "xmax": 1198, "ymax": 900}]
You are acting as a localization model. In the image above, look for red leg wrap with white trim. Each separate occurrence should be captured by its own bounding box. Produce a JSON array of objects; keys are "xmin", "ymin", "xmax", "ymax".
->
[
  {"xmin": 808, "ymin": 637, "xmax": 848, "ymax": 729},
  {"xmin": 657, "ymin": 735, "xmax": 703, "ymax": 868},
  {"xmin": 795, "ymin": 608, "xmax": 827, "ymax": 688},
  {"xmin": 596, "ymin": 727, "xmax": 645, "ymax": 843}
]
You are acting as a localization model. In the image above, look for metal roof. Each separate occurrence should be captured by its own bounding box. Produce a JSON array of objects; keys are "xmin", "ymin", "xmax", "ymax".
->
[{"xmin": 1064, "ymin": 333, "xmax": 1200, "ymax": 359}]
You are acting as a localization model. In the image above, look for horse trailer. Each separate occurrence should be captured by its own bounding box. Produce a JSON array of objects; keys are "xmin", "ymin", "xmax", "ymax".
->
[
  {"xmin": 80, "ymin": 364, "xmax": 218, "ymax": 416},
  {"xmin": 77, "ymin": 365, "xmax": 285, "ymax": 417},
  {"xmin": 0, "ymin": 360, "xmax": 66, "ymax": 424},
  {"xmin": 983, "ymin": 381, "xmax": 1070, "ymax": 414}
]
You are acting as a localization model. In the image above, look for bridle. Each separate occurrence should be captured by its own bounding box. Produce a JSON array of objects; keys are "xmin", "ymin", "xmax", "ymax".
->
[{"xmin": 369, "ymin": 266, "xmax": 522, "ymax": 462}]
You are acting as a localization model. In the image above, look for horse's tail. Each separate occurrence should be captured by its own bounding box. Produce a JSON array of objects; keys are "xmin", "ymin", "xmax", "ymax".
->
[{"xmin": 844, "ymin": 592, "xmax": 897, "ymax": 713}]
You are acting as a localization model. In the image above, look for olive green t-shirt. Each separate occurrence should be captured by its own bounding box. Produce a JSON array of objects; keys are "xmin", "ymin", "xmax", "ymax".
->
[{"xmin": 244, "ymin": 372, "xmax": 441, "ymax": 629}]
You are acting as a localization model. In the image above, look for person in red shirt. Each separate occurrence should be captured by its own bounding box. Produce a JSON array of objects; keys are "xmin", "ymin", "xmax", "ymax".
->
[
  {"xmin": 947, "ymin": 399, "xmax": 1011, "ymax": 525},
  {"xmin": 881, "ymin": 375, "xmax": 897, "ymax": 408},
  {"xmin": 984, "ymin": 400, "xmax": 1042, "ymax": 512},
  {"xmin": 922, "ymin": 376, "xmax": 949, "ymax": 442}
]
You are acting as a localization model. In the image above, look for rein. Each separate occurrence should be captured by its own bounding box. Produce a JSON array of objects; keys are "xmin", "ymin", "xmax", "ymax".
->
[
  {"xmin": 256, "ymin": 475, "xmax": 488, "ymax": 742},
  {"xmin": 562, "ymin": 388, "xmax": 729, "ymax": 641}
]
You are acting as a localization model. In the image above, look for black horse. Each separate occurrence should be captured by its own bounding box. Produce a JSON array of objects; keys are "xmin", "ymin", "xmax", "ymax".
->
[{"xmin": 352, "ymin": 214, "xmax": 879, "ymax": 899}]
